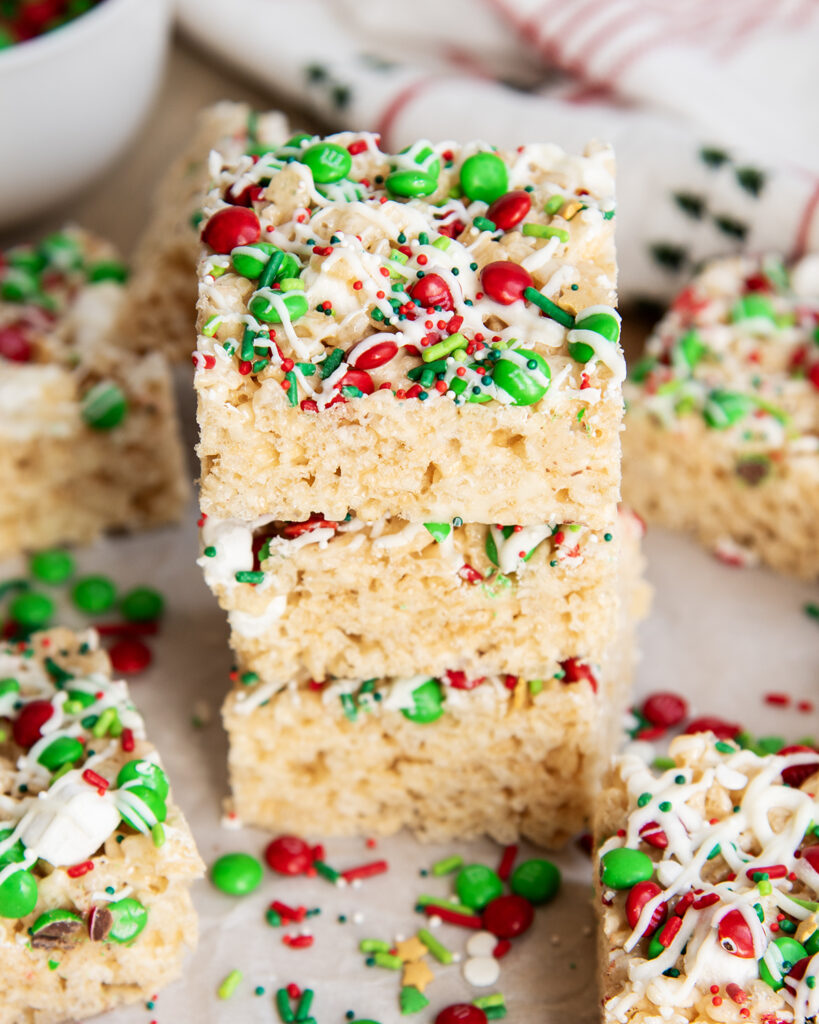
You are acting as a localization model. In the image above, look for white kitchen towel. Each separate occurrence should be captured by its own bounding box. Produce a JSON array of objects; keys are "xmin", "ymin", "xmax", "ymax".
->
[{"xmin": 178, "ymin": 0, "xmax": 819, "ymax": 301}]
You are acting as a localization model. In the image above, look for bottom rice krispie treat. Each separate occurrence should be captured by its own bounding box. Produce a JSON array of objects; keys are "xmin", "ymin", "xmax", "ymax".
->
[
  {"xmin": 0, "ymin": 628, "xmax": 203, "ymax": 1024},
  {"xmin": 0, "ymin": 227, "xmax": 188, "ymax": 559},
  {"xmin": 594, "ymin": 733, "xmax": 819, "ymax": 1024},
  {"xmin": 623, "ymin": 253, "xmax": 819, "ymax": 578},
  {"xmin": 222, "ymin": 511, "xmax": 649, "ymax": 847}
]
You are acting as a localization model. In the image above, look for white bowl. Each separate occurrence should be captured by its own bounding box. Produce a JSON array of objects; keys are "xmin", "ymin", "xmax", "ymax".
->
[{"xmin": 0, "ymin": 0, "xmax": 171, "ymax": 229}]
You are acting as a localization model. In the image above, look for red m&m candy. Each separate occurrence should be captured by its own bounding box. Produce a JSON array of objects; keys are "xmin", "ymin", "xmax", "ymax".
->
[
  {"xmin": 12, "ymin": 700, "xmax": 53, "ymax": 748},
  {"xmin": 435, "ymin": 1005, "xmax": 487, "ymax": 1024},
  {"xmin": 641, "ymin": 692, "xmax": 687, "ymax": 729},
  {"xmin": 482, "ymin": 893, "xmax": 534, "ymax": 938},
  {"xmin": 201, "ymin": 207, "xmax": 261, "ymax": 254},
  {"xmin": 0, "ymin": 325, "xmax": 32, "ymax": 362},
  {"xmin": 486, "ymin": 190, "xmax": 531, "ymax": 231},
  {"xmin": 409, "ymin": 274, "xmax": 453, "ymax": 311},
  {"xmin": 717, "ymin": 908, "xmax": 755, "ymax": 958},
  {"xmin": 625, "ymin": 880, "xmax": 666, "ymax": 931},
  {"xmin": 109, "ymin": 637, "xmax": 152, "ymax": 675},
  {"xmin": 350, "ymin": 340, "xmax": 398, "ymax": 370},
  {"xmin": 480, "ymin": 261, "xmax": 532, "ymax": 305},
  {"xmin": 265, "ymin": 835, "xmax": 313, "ymax": 875},
  {"xmin": 338, "ymin": 368, "xmax": 374, "ymax": 394},
  {"xmin": 778, "ymin": 746, "xmax": 819, "ymax": 789}
]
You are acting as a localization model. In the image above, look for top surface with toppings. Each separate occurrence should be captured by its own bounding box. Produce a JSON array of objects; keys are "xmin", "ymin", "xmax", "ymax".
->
[
  {"xmin": 597, "ymin": 732, "xmax": 819, "ymax": 1024},
  {"xmin": 195, "ymin": 127, "xmax": 623, "ymax": 413},
  {"xmin": 0, "ymin": 227, "xmax": 128, "ymax": 369},
  {"xmin": 626, "ymin": 254, "xmax": 819, "ymax": 453},
  {"xmin": 0, "ymin": 628, "xmax": 196, "ymax": 925}
]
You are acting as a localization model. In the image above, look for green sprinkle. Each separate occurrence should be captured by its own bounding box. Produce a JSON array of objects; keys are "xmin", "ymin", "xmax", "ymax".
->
[
  {"xmin": 473, "ymin": 994, "xmax": 506, "ymax": 1009},
  {"xmin": 432, "ymin": 236, "xmax": 451, "ymax": 250},
  {"xmin": 203, "ymin": 314, "xmax": 221, "ymax": 337},
  {"xmin": 715, "ymin": 741, "xmax": 735, "ymax": 754},
  {"xmin": 805, "ymin": 602, "xmax": 819, "ymax": 622},
  {"xmin": 92, "ymin": 708, "xmax": 116, "ymax": 738},
  {"xmin": 284, "ymin": 370, "xmax": 298, "ymax": 406},
  {"xmin": 544, "ymin": 195, "xmax": 564, "ymax": 214},
  {"xmin": 522, "ymin": 287, "xmax": 575, "ymax": 327},
  {"xmin": 265, "ymin": 908, "xmax": 282, "ymax": 927},
  {"xmin": 276, "ymin": 987, "xmax": 296, "ymax": 1022},
  {"xmin": 218, "ymin": 969, "xmax": 243, "ymax": 1000},
  {"xmin": 48, "ymin": 959, "xmax": 60, "ymax": 971},
  {"xmin": 422, "ymin": 332, "xmax": 467, "ymax": 362},
  {"xmin": 637, "ymin": 793, "xmax": 652, "ymax": 807},
  {"xmin": 522, "ymin": 223, "xmax": 569, "ymax": 242},
  {"xmin": 360, "ymin": 938, "xmax": 391, "ymax": 953},
  {"xmin": 235, "ymin": 570, "xmax": 265, "ymax": 584},
  {"xmin": 320, "ymin": 348, "xmax": 344, "ymax": 378},
  {"xmin": 473, "ymin": 216, "xmax": 497, "ymax": 232},
  {"xmin": 151, "ymin": 823, "xmax": 165, "ymax": 848},
  {"xmin": 241, "ymin": 671, "xmax": 259, "ymax": 686},
  {"xmin": 313, "ymin": 859, "xmax": 341, "ymax": 884},
  {"xmin": 296, "ymin": 989, "xmax": 314, "ymax": 1019},
  {"xmin": 417, "ymin": 927, "xmax": 453, "ymax": 964},
  {"xmin": 528, "ymin": 678, "xmax": 543, "ymax": 696},
  {"xmin": 416, "ymin": 894, "xmax": 475, "ymax": 915},
  {"xmin": 659, "ymin": 801, "xmax": 672, "ymax": 812},
  {"xmin": 432, "ymin": 854, "xmax": 463, "ymax": 876},
  {"xmin": 373, "ymin": 951, "xmax": 402, "ymax": 970}
]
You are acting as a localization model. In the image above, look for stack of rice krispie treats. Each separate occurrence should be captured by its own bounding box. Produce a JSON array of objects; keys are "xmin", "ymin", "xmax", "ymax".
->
[{"xmin": 193, "ymin": 119, "xmax": 649, "ymax": 846}]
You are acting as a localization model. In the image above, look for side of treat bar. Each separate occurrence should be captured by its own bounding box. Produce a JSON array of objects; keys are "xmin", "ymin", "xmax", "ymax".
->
[
  {"xmin": 200, "ymin": 508, "xmax": 624, "ymax": 682},
  {"xmin": 594, "ymin": 732, "xmax": 819, "ymax": 1024},
  {"xmin": 0, "ymin": 227, "xmax": 187, "ymax": 558},
  {"xmin": 623, "ymin": 253, "xmax": 819, "ymax": 579},
  {"xmin": 195, "ymin": 129, "xmax": 624, "ymax": 525},
  {"xmin": 222, "ymin": 510, "xmax": 649, "ymax": 844},
  {"xmin": 0, "ymin": 628, "xmax": 202, "ymax": 1024}
]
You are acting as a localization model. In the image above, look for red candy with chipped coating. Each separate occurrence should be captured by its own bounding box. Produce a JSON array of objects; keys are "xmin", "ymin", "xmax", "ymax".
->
[
  {"xmin": 265, "ymin": 835, "xmax": 313, "ymax": 875},
  {"xmin": 626, "ymin": 881, "xmax": 666, "ymax": 931},
  {"xmin": 12, "ymin": 699, "xmax": 53, "ymax": 747},
  {"xmin": 436, "ymin": 1005, "xmax": 487, "ymax": 1024},
  {"xmin": 201, "ymin": 207, "xmax": 260, "ymax": 254}
]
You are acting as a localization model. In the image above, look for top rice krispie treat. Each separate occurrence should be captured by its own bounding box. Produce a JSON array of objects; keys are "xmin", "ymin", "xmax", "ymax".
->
[
  {"xmin": 195, "ymin": 130, "xmax": 623, "ymax": 525},
  {"xmin": 623, "ymin": 254, "xmax": 819, "ymax": 577},
  {"xmin": 595, "ymin": 732, "xmax": 819, "ymax": 1024}
]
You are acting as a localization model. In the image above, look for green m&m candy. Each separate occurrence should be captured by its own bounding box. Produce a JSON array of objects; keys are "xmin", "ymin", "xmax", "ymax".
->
[
  {"xmin": 29, "ymin": 549, "xmax": 74, "ymax": 585},
  {"xmin": 0, "ymin": 828, "xmax": 26, "ymax": 867},
  {"xmin": 106, "ymin": 897, "xmax": 148, "ymax": 943},
  {"xmin": 460, "ymin": 152, "xmax": 509, "ymax": 204},
  {"xmin": 491, "ymin": 349, "xmax": 551, "ymax": 406},
  {"xmin": 511, "ymin": 858, "xmax": 561, "ymax": 904},
  {"xmin": 9, "ymin": 591, "xmax": 54, "ymax": 629},
  {"xmin": 805, "ymin": 925, "xmax": 819, "ymax": 956},
  {"xmin": 39, "ymin": 232, "xmax": 82, "ymax": 271},
  {"xmin": 81, "ymin": 381, "xmax": 128, "ymax": 430},
  {"xmin": 211, "ymin": 852, "xmax": 263, "ymax": 896},
  {"xmin": 703, "ymin": 389, "xmax": 753, "ymax": 429},
  {"xmin": 249, "ymin": 285, "xmax": 309, "ymax": 324},
  {"xmin": 759, "ymin": 936, "xmax": 807, "ymax": 990},
  {"xmin": 401, "ymin": 679, "xmax": 444, "ymax": 724},
  {"xmin": 455, "ymin": 863, "xmax": 503, "ymax": 910},
  {"xmin": 283, "ymin": 132, "xmax": 315, "ymax": 150},
  {"xmin": 117, "ymin": 785, "xmax": 167, "ymax": 831},
  {"xmin": 231, "ymin": 241, "xmax": 277, "ymax": 278},
  {"xmin": 567, "ymin": 307, "xmax": 621, "ymax": 364},
  {"xmin": 6, "ymin": 245, "xmax": 45, "ymax": 274},
  {"xmin": 72, "ymin": 575, "xmax": 116, "ymax": 613},
  {"xmin": 29, "ymin": 908, "xmax": 84, "ymax": 946},
  {"xmin": 116, "ymin": 759, "xmax": 170, "ymax": 801},
  {"xmin": 386, "ymin": 143, "xmax": 440, "ymax": 198},
  {"xmin": 38, "ymin": 736, "xmax": 84, "ymax": 771},
  {"xmin": 599, "ymin": 847, "xmax": 653, "ymax": 890},
  {"xmin": 120, "ymin": 587, "xmax": 164, "ymax": 623},
  {"xmin": 674, "ymin": 329, "xmax": 706, "ymax": 370},
  {"xmin": 0, "ymin": 867, "xmax": 38, "ymax": 919},
  {"xmin": 299, "ymin": 142, "xmax": 352, "ymax": 184}
]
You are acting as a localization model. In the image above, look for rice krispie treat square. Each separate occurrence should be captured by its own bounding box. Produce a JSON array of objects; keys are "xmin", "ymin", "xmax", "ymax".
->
[
  {"xmin": 0, "ymin": 628, "xmax": 203, "ymax": 1024},
  {"xmin": 221, "ymin": 510, "xmax": 648, "ymax": 846},
  {"xmin": 623, "ymin": 254, "xmax": 819, "ymax": 578},
  {"xmin": 116, "ymin": 102, "xmax": 290, "ymax": 362},
  {"xmin": 200, "ymin": 506, "xmax": 627, "ymax": 684},
  {"xmin": 0, "ymin": 227, "xmax": 188, "ymax": 559},
  {"xmin": 594, "ymin": 732, "xmax": 819, "ymax": 1024},
  {"xmin": 195, "ymin": 129, "xmax": 624, "ymax": 526}
]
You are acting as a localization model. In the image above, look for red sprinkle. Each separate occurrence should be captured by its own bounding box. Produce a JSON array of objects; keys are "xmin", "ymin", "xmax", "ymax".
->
[
  {"xmin": 121, "ymin": 728, "xmax": 135, "ymax": 752},
  {"xmin": 347, "ymin": 139, "xmax": 368, "ymax": 155},
  {"xmin": 341, "ymin": 859, "xmax": 388, "ymax": 882},
  {"xmin": 67, "ymin": 860, "xmax": 94, "ymax": 879},
  {"xmin": 745, "ymin": 864, "xmax": 788, "ymax": 879},
  {"xmin": 497, "ymin": 844, "xmax": 517, "ymax": 881},
  {"xmin": 764, "ymin": 692, "xmax": 791, "ymax": 707},
  {"xmin": 492, "ymin": 939, "xmax": 512, "ymax": 959},
  {"xmin": 284, "ymin": 934, "xmax": 314, "ymax": 949},
  {"xmin": 82, "ymin": 769, "xmax": 109, "ymax": 794},
  {"xmin": 658, "ymin": 915, "xmax": 682, "ymax": 947},
  {"xmin": 424, "ymin": 905, "xmax": 482, "ymax": 929},
  {"xmin": 641, "ymin": 691, "xmax": 688, "ymax": 728},
  {"xmin": 271, "ymin": 900, "xmax": 306, "ymax": 922}
]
